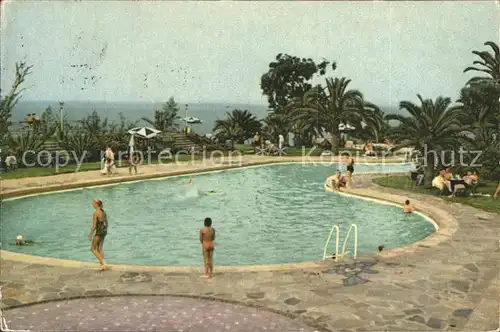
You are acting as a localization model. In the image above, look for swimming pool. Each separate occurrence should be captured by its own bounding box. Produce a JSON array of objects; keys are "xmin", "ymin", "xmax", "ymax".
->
[{"xmin": 1, "ymin": 163, "xmax": 435, "ymax": 266}]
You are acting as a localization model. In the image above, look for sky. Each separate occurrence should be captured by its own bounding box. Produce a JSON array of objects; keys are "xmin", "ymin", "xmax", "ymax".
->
[{"xmin": 0, "ymin": 0, "xmax": 498, "ymax": 106}]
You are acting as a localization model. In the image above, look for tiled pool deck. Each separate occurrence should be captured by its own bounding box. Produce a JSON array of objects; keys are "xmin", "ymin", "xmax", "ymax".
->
[{"xmin": 1, "ymin": 156, "xmax": 499, "ymax": 331}]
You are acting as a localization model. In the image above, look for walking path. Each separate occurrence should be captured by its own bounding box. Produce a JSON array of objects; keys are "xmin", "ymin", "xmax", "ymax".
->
[{"xmin": 0, "ymin": 161, "xmax": 498, "ymax": 331}]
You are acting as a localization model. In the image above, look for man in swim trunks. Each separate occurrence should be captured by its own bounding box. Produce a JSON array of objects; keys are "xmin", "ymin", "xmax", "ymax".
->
[{"xmin": 199, "ymin": 217, "xmax": 215, "ymax": 278}]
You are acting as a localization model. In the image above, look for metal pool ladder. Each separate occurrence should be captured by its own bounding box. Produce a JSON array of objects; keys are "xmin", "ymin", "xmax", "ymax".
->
[{"xmin": 322, "ymin": 224, "xmax": 358, "ymax": 261}]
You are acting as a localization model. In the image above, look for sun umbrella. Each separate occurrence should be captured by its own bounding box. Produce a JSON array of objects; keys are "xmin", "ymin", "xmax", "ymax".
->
[
  {"xmin": 181, "ymin": 116, "xmax": 203, "ymax": 124},
  {"xmin": 338, "ymin": 123, "xmax": 355, "ymax": 131},
  {"xmin": 128, "ymin": 127, "xmax": 161, "ymax": 139}
]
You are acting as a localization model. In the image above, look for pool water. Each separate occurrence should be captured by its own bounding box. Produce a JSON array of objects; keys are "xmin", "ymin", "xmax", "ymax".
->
[{"xmin": 0, "ymin": 163, "xmax": 435, "ymax": 266}]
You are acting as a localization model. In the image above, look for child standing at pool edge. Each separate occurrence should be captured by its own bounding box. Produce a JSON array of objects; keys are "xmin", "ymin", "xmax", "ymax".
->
[{"xmin": 200, "ymin": 217, "xmax": 215, "ymax": 278}]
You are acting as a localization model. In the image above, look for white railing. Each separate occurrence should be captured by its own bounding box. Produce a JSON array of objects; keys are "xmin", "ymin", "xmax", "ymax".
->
[
  {"xmin": 341, "ymin": 224, "xmax": 358, "ymax": 260},
  {"xmin": 323, "ymin": 224, "xmax": 358, "ymax": 261},
  {"xmin": 322, "ymin": 225, "xmax": 339, "ymax": 261}
]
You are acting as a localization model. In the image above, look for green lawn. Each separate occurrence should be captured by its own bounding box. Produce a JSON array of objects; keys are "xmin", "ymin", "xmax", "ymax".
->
[{"xmin": 373, "ymin": 176, "xmax": 500, "ymax": 214}]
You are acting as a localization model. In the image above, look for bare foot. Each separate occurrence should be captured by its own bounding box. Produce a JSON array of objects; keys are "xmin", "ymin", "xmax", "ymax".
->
[{"xmin": 200, "ymin": 275, "xmax": 210, "ymax": 279}]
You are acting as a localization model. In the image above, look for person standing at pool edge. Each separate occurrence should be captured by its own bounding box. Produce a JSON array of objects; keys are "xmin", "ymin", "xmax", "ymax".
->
[
  {"xmin": 89, "ymin": 199, "xmax": 108, "ymax": 271},
  {"xmin": 200, "ymin": 217, "xmax": 215, "ymax": 278},
  {"xmin": 346, "ymin": 156, "xmax": 354, "ymax": 189}
]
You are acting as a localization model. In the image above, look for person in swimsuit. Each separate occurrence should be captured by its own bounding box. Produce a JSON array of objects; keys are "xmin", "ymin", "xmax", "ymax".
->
[
  {"xmin": 403, "ymin": 200, "xmax": 414, "ymax": 213},
  {"xmin": 89, "ymin": 199, "xmax": 108, "ymax": 270},
  {"xmin": 15, "ymin": 235, "xmax": 34, "ymax": 245},
  {"xmin": 331, "ymin": 170, "xmax": 346, "ymax": 191},
  {"xmin": 346, "ymin": 157, "xmax": 354, "ymax": 174},
  {"xmin": 199, "ymin": 217, "xmax": 215, "ymax": 278},
  {"xmin": 346, "ymin": 157, "xmax": 354, "ymax": 188},
  {"xmin": 128, "ymin": 153, "xmax": 139, "ymax": 175}
]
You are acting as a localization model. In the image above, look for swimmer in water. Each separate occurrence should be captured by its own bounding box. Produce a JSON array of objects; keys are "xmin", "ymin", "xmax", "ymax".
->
[
  {"xmin": 403, "ymin": 200, "xmax": 415, "ymax": 213},
  {"xmin": 188, "ymin": 178, "xmax": 193, "ymax": 184},
  {"xmin": 15, "ymin": 235, "xmax": 34, "ymax": 245}
]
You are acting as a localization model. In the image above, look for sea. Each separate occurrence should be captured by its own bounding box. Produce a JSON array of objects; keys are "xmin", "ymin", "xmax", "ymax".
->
[{"xmin": 10, "ymin": 100, "xmax": 400, "ymax": 135}]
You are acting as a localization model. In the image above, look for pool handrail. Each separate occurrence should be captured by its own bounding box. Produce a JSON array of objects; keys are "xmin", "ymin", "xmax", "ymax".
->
[
  {"xmin": 322, "ymin": 225, "xmax": 340, "ymax": 261},
  {"xmin": 341, "ymin": 224, "xmax": 358, "ymax": 260}
]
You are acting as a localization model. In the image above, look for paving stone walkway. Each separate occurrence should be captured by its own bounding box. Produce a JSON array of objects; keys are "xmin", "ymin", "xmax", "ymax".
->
[
  {"xmin": 1, "ymin": 173, "xmax": 499, "ymax": 331},
  {"xmin": 4, "ymin": 295, "xmax": 317, "ymax": 332}
]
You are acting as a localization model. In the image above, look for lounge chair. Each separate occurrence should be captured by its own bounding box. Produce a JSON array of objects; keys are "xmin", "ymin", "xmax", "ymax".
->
[{"xmin": 432, "ymin": 176, "xmax": 451, "ymax": 196}]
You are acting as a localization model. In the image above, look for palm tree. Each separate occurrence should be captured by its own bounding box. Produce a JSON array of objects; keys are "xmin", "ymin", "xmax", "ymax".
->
[
  {"xmin": 354, "ymin": 102, "xmax": 386, "ymax": 143},
  {"xmin": 457, "ymin": 80, "xmax": 499, "ymax": 129},
  {"xmin": 262, "ymin": 112, "xmax": 291, "ymax": 139},
  {"xmin": 287, "ymin": 77, "xmax": 367, "ymax": 152},
  {"xmin": 212, "ymin": 109, "xmax": 262, "ymax": 146},
  {"xmin": 141, "ymin": 97, "xmax": 180, "ymax": 132},
  {"xmin": 464, "ymin": 41, "xmax": 499, "ymax": 84},
  {"xmin": 386, "ymin": 95, "xmax": 464, "ymax": 186},
  {"xmin": 8, "ymin": 129, "xmax": 48, "ymax": 166},
  {"xmin": 59, "ymin": 129, "xmax": 95, "ymax": 162},
  {"xmin": 213, "ymin": 119, "xmax": 242, "ymax": 150}
]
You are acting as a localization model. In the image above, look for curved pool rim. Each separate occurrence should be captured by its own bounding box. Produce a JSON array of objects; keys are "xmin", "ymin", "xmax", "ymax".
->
[
  {"xmin": 2, "ymin": 161, "xmax": 416, "ymax": 201},
  {"xmin": 1, "ymin": 163, "xmax": 452, "ymax": 272}
]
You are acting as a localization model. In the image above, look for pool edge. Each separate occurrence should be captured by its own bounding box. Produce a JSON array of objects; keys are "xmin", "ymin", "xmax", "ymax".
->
[{"xmin": 1, "ymin": 169, "xmax": 457, "ymax": 272}]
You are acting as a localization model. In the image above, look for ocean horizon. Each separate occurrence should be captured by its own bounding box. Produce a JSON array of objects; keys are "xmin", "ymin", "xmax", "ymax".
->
[{"xmin": 10, "ymin": 100, "xmax": 401, "ymax": 135}]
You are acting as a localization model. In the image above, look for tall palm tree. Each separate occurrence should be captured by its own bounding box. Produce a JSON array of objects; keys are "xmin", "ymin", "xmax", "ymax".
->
[
  {"xmin": 386, "ymin": 95, "xmax": 464, "ymax": 186},
  {"xmin": 354, "ymin": 102, "xmax": 386, "ymax": 143},
  {"xmin": 464, "ymin": 41, "xmax": 500, "ymax": 84},
  {"xmin": 287, "ymin": 77, "xmax": 367, "ymax": 152},
  {"xmin": 457, "ymin": 80, "xmax": 499, "ymax": 128},
  {"xmin": 212, "ymin": 109, "xmax": 262, "ymax": 146}
]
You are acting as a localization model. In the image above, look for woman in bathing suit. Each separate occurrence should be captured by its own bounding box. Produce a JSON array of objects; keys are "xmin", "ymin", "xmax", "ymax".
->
[
  {"xmin": 345, "ymin": 157, "xmax": 354, "ymax": 188},
  {"xmin": 346, "ymin": 157, "xmax": 354, "ymax": 174},
  {"xmin": 89, "ymin": 199, "xmax": 108, "ymax": 270},
  {"xmin": 200, "ymin": 217, "xmax": 216, "ymax": 278}
]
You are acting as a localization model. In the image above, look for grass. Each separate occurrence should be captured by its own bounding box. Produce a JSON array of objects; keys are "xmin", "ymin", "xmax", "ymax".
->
[{"xmin": 373, "ymin": 176, "xmax": 500, "ymax": 214}]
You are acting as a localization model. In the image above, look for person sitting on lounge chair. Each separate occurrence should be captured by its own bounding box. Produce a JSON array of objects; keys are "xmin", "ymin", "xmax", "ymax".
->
[
  {"xmin": 410, "ymin": 164, "xmax": 424, "ymax": 186},
  {"xmin": 443, "ymin": 169, "xmax": 467, "ymax": 197},
  {"xmin": 463, "ymin": 171, "xmax": 479, "ymax": 194},
  {"xmin": 432, "ymin": 173, "xmax": 447, "ymax": 194}
]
